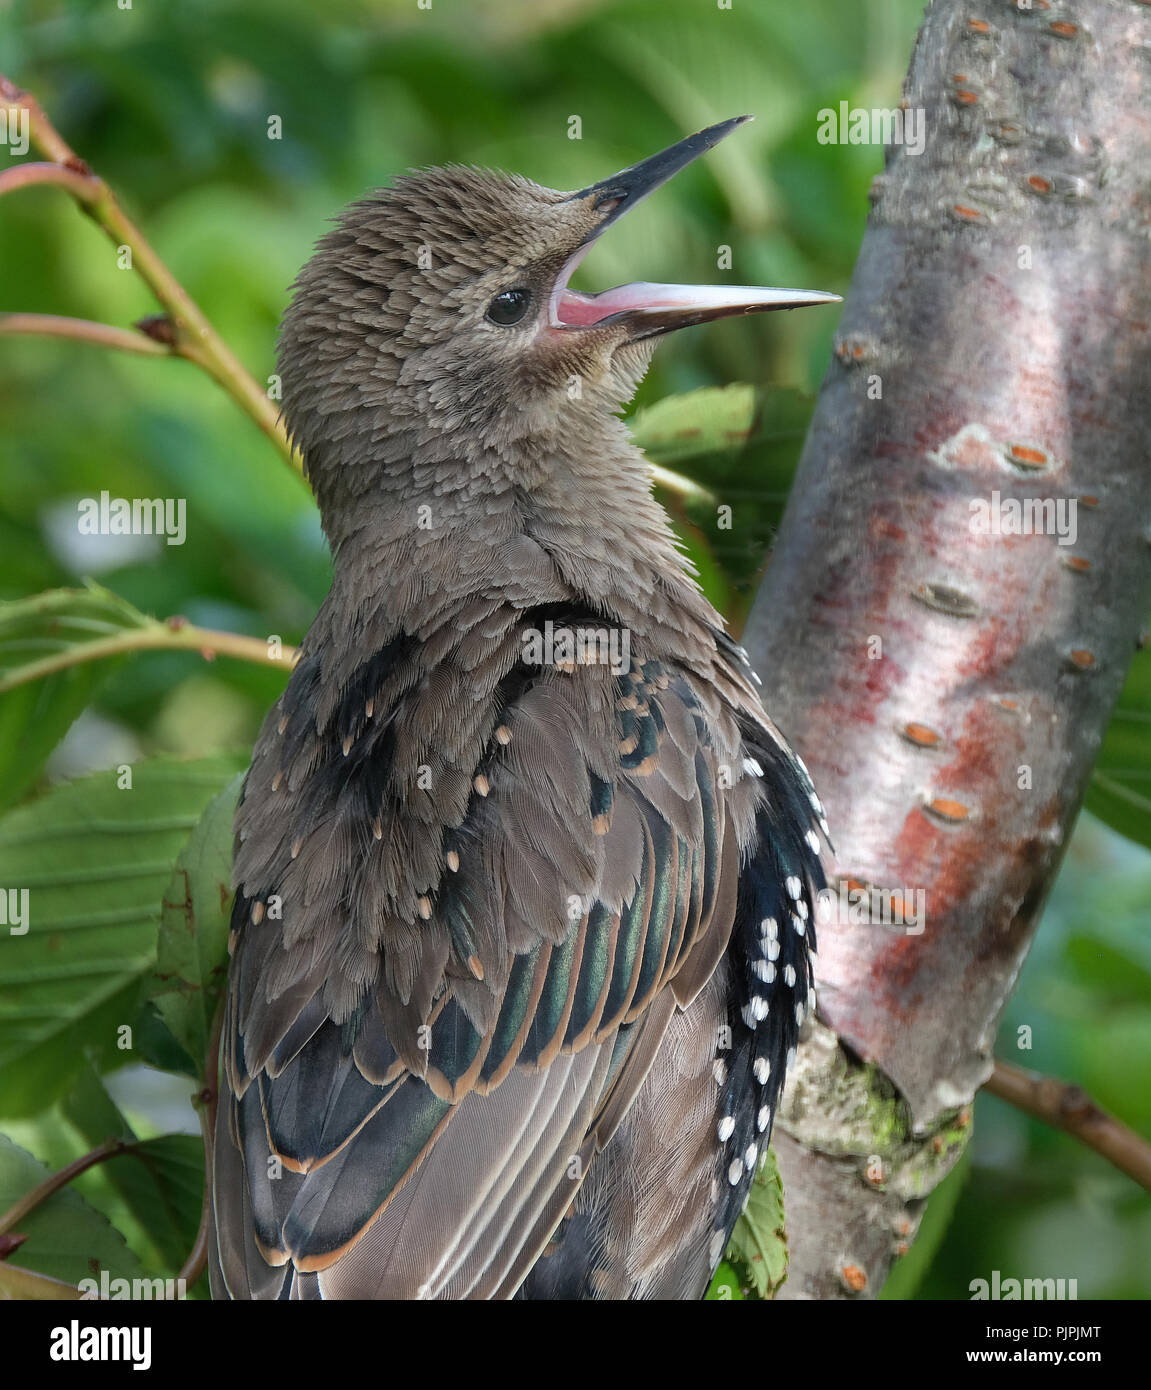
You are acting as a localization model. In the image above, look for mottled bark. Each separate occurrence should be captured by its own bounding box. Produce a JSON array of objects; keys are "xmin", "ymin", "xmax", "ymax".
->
[{"xmin": 744, "ymin": 0, "xmax": 1151, "ymax": 1299}]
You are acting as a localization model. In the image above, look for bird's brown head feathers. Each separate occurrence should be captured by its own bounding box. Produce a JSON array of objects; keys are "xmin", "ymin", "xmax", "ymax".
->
[
  {"xmin": 278, "ymin": 164, "xmax": 649, "ymax": 461},
  {"xmin": 277, "ymin": 118, "xmax": 839, "ymax": 535}
]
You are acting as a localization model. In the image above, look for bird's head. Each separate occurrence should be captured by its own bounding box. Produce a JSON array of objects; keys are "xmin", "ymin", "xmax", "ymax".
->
[{"xmin": 279, "ymin": 116, "xmax": 839, "ymax": 508}]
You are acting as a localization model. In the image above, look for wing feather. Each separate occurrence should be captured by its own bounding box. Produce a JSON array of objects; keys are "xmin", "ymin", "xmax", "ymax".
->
[{"xmin": 211, "ymin": 614, "xmax": 752, "ymax": 1299}]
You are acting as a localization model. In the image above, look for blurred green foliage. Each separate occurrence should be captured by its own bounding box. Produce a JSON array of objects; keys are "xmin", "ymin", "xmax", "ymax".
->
[{"xmin": 0, "ymin": 0, "xmax": 1147, "ymax": 1302}]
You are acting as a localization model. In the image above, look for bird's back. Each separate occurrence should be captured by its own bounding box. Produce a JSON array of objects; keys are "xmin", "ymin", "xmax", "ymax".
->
[{"xmin": 209, "ymin": 573, "xmax": 824, "ymax": 1299}]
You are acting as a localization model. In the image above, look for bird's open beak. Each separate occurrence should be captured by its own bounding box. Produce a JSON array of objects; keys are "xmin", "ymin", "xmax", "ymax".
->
[{"xmin": 550, "ymin": 115, "xmax": 840, "ymax": 340}]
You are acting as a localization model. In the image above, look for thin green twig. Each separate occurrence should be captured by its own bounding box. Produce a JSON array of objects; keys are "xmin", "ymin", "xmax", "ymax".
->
[{"xmin": 0, "ymin": 72, "xmax": 301, "ymax": 472}]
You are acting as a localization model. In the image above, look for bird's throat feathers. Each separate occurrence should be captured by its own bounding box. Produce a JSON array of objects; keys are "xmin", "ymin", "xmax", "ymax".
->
[{"xmin": 303, "ymin": 408, "xmax": 706, "ymax": 651}]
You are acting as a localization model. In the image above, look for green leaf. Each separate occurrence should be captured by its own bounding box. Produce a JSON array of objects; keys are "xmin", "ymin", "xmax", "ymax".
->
[
  {"xmin": 1078, "ymin": 1010, "xmax": 1151, "ymax": 1135},
  {"xmin": 629, "ymin": 386, "xmax": 816, "ymax": 611},
  {"xmin": 1085, "ymin": 773, "xmax": 1151, "ymax": 854},
  {"xmin": 705, "ymin": 1261, "xmax": 746, "ymax": 1301},
  {"xmin": 149, "ymin": 775, "xmax": 243, "ymax": 1070},
  {"xmin": 1064, "ymin": 932, "xmax": 1151, "ymax": 1007},
  {"xmin": 725, "ymin": 1146, "xmax": 790, "ymax": 1299},
  {"xmin": 62, "ymin": 1065, "xmax": 203, "ymax": 1277},
  {"xmin": 59, "ymin": 1063, "xmax": 138, "ymax": 1154},
  {"xmin": 629, "ymin": 384, "xmax": 760, "ymax": 465},
  {"xmin": 1085, "ymin": 649, "xmax": 1151, "ymax": 850},
  {"xmin": 0, "ymin": 584, "xmax": 155, "ymax": 813},
  {"xmin": 133, "ymin": 1002, "xmax": 200, "ymax": 1079},
  {"xmin": 0, "ymin": 754, "xmax": 246, "ymax": 1117},
  {"xmin": 0, "ymin": 1132, "xmax": 146, "ymax": 1289},
  {"xmin": 119, "ymin": 1136, "xmax": 205, "ymax": 1284}
]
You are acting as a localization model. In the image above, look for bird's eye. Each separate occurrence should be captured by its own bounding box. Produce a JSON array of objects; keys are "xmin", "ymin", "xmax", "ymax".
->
[{"xmin": 486, "ymin": 287, "xmax": 531, "ymax": 326}]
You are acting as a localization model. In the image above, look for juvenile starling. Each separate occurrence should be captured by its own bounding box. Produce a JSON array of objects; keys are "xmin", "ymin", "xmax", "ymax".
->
[{"xmin": 210, "ymin": 116, "xmax": 838, "ymax": 1300}]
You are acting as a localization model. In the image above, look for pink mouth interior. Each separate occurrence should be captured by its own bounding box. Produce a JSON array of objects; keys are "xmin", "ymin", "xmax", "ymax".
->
[
  {"xmin": 554, "ymin": 285, "xmax": 661, "ymax": 327},
  {"xmin": 548, "ymin": 238, "xmax": 680, "ymax": 327}
]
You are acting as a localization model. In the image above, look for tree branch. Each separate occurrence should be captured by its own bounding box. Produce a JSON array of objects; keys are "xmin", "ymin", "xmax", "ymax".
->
[
  {"xmin": 0, "ymin": 618, "xmax": 298, "ymax": 692},
  {"xmin": 0, "ymin": 159, "xmax": 100, "ymax": 202},
  {"xmin": 0, "ymin": 1262, "xmax": 84, "ymax": 1300},
  {"xmin": 745, "ymin": 0, "xmax": 1151, "ymax": 1297},
  {"xmin": 0, "ymin": 1138, "xmax": 131, "ymax": 1238},
  {"xmin": 0, "ymin": 313, "xmax": 172, "ymax": 357},
  {"xmin": 178, "ymin": 996, "xmax": 226, "ymax": 1291},
  {"xmin": 985, "ymin": 1061, "xmax": 1151, "ymax": 1195},
  {"xmin": 0, "ymin": 71, "xmax": 301, "ymax": 472}
]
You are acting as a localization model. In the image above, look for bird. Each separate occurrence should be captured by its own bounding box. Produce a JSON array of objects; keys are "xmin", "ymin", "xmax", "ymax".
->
[{"xmin": 209, "ymin": 114, "xmax": 838, "ymax": 1300}]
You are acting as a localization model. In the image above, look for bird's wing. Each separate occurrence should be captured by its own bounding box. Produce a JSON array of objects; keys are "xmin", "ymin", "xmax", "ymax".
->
[
  {"xmin": 211, "ymin": 636, "xmax": 751, "ymax": 1300},
  {"xmin": 518, "ymin": 646, "xmax": 829, "ymax": 1300}
]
